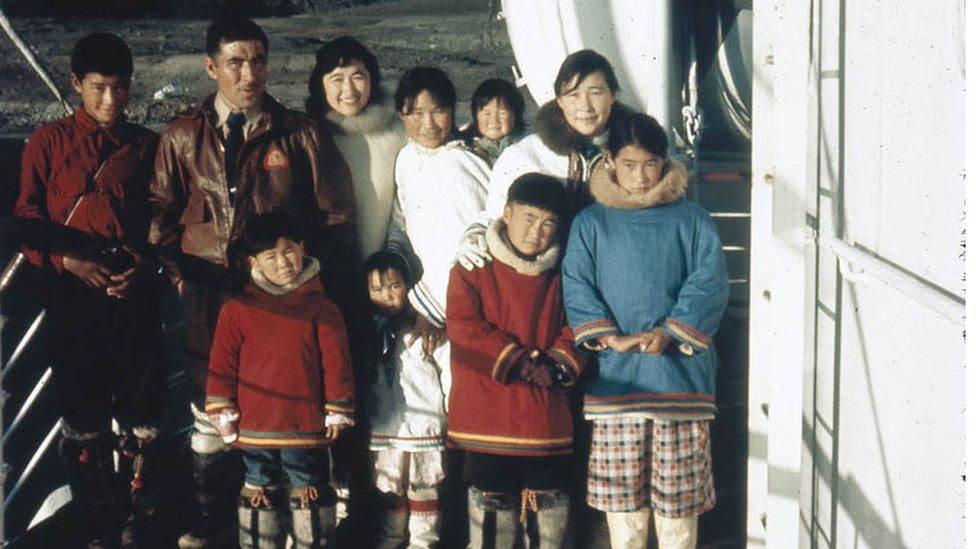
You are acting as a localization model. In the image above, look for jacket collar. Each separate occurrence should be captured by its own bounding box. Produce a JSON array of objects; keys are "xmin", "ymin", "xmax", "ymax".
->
[
  {"xmin": 323, "ymin": 84, "xmax": 400, "ymax": 136},
  {"xmin": 486, "ymin": 218, "xmax": 560, "ymax": 275},
  {"xmin": 250, "ymin": 257, "xmax": 322, "ymax": 296},
  {"xmin": 192, "ymin": 93, "xmax": 286, "ymax": 136},
  {"xmin": 589, "ymin": 155, "xmax": 688, "ymax": 210},
  {"xmin": 534, "ymin": 100, "xmax": 631, "ymax": 156},
  {"xmin": 73, "ymin": 105, "xmax": 129, "ymax": 145}
]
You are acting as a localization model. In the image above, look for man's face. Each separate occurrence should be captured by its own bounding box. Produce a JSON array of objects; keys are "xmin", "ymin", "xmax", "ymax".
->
[
  {"xmin": 322, "ymin": 60, "xmax": 372, "ymax": 117},
  {"xmin": 206, "ymin": 40, "xmax": 268, "ymax": 110},
  {"xmin": 555, "ymin": 71, "xmax": 615, "ymax": 138},
  {"xmin": 609, "ymin": 145, "xmax": 666, "ymax": 194},
  {"xmin": 247, "ymin": 237, "xmax": 305, "ymax": 287},
  {"xmin": 503, "ymin": 202, "xmax": 559, "ymax": 258},
  {"xmin": 71, "ymin": 72, "xmax": 129, "ymax": 126},
  {"xmin": 400, "ymin": 90, "xmax": 453, "ymax": 149},
  {"xmin": 367, "ymin": 267, "xmax": 408, "ymax": 317}
]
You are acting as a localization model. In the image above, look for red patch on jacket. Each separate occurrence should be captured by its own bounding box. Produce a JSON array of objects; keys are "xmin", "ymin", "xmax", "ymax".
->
[{"xmin": 264, "ymin": 147, "xmax": 289, "ymax": 170}]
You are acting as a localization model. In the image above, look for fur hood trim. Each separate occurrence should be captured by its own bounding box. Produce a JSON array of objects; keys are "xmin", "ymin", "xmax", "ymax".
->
[
  {"xmin": 589, "ymin": 155, "xmax": 688, "ymax": 210},
  {"xmin": 251, "ymin": 257, "xmax": 321, "ymax": 296},
  {"xmin": 535, "ymin": 100, "xmax": 632, "ymax": 156},
  {"xmin": 323, "ymin": 84, "xmax": 399, "ymax": 136},
  {"xmin": 486, "ymin": 219, "xmax": 560, "ymax": 275}
]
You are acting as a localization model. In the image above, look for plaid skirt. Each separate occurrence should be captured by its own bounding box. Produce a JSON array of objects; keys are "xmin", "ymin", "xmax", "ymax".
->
[{"xmin": 587, "ymin": 417, "xmax": 716, "ymax": 517}]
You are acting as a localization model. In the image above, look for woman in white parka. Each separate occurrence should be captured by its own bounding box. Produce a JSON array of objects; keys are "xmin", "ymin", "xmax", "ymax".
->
[{"xmin": 457, "ymin": 49, "xmax": 631, "ymax": 269}]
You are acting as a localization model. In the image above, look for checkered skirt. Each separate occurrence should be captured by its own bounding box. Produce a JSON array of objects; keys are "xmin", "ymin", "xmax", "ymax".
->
[{"xmin": 587, "ymin": 417, "xmax": 715, "ymax": 517}]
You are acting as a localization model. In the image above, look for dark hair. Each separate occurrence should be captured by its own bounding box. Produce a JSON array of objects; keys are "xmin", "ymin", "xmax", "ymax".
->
[
  {"xmin": 206, "ymin": 17, "xmax": 268, "ymax": 58},
  {"xmin": 306, "ymin": 36, "xmax": 381, "ymax": 120},
  {"xmin": 241, "ymin": 212, "xmax": 304, "ymax": 257},
  {"xmin": 470, "ymin": 78, "xmax": 526, "ymax": 137},
  {"xmin": 553, "ymin": 49, "xmax": 619, "ymax": 97},
  {"xmin": 507, "ymin": 173, "xmax": 569, "ymax": 221},
  {"xmin": 607, "ymin": 112, "xmax": 668, "ymax": 158},
  {"xmin": 394, "ymin": 67, "xmax": 456, "ymax": 115},
  {"xmin": 71, "ymin": 33, "xmax": 133, "ymax": 80},
  {"xmin": 362, "ymin": 250, "xmax": 413, "ymax": 286}
]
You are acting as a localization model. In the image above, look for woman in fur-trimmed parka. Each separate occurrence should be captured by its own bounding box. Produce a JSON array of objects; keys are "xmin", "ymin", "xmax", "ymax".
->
[
  {"xmin": 562, "ymin": 112, "xmax": 729, "ymax": 549},
  {"xmin": 457, "ymin": 49, "xmax": 631, "ymax": 270}
]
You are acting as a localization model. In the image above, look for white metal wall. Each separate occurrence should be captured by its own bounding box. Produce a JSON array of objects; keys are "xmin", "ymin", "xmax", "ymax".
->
[{"xmin": 749, "ymin": 1, "xmax": 965, "ymax": 547}]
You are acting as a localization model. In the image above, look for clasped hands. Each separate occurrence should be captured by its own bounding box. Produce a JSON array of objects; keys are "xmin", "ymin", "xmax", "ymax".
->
[
  {"xmin": 61, "ymin": 244, "xmax": 145, "ymax": 300},
  {"xmin": 584, "ymin": 327, "xmax": 673, "ymax": 355}
]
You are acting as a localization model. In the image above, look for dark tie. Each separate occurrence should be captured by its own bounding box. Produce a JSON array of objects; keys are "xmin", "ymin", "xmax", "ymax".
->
[{"xmin": 224, "ymin": 112, "xmax": 246, "ymax": 197}]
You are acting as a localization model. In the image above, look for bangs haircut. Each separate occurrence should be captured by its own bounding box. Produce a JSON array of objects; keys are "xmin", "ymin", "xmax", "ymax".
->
[
  {"xmin": 71, "ymin": 33, "xmax": 133, "ymax": 80},
  {"xmin": 206, "ymin": 17, "xmax": 269, "ymax": 58},
  {"xmin": 553, "ymin": 49, "xmax": 619, "ymax": 96},
  {"xmin": 394, "ymin": 67, "xmax": 456, "ymax": 114},
  {"xmin": 607, "ymin": 112, "xmax": 669, "ymax": 159},
  {"xmin": 306, "ymin": 36, "xmax": 381, "ymax": 120},
  {"xmin": 507, "ymin": 173, "xmax": 569, "ymax": 222},
  {"xmin": 241, "ymin": 211, "xmax": 304, "ymax": 257},
  {"xmin": 362, "ymin": 250, "xmax": 413, "ymax": 287},
  {"xmin": 470, "ymin": 78, "xmax": 526, "ymax": 136}
]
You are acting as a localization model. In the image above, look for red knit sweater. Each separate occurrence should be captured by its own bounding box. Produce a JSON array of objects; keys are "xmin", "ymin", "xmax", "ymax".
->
[
  {"xmin": 446, "ymin": 259, "xmax": 583, "ymax": 456},
  {"xmin": 205, "ymin": 276, "xmax": 354, "ymax": 448}
]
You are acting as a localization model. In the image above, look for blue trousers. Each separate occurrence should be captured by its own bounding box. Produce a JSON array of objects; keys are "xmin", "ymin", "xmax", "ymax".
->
[{"xmin": 241, "ymin": 448, "xmax": 329, "ymax": 488}]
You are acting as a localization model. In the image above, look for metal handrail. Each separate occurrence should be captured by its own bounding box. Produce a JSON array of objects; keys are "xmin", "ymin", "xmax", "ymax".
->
[
  {"xmin": 0, "ymin": 310, "xmax": 45, "ymax": 381},
  {"xmin": 4, "ymin": 419, "xmax": 61, "ymax": 508},
  {"xmin": 822, "ymin": 234, "xmax": 964, "ymax": 327},
  {"xmin": 3, "ymin": 367, "xmax": 52, "ymax": 445}
]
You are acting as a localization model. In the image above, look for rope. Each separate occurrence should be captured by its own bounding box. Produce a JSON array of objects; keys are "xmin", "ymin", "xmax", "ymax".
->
[{"xmin": 518, "ymin": 488, "xmax": 539, "ymax": 525}]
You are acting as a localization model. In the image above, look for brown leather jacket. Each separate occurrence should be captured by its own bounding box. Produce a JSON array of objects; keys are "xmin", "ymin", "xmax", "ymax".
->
[{"xmin": 148, "ymin": 94, "xmax": 354, "ymax": 287}]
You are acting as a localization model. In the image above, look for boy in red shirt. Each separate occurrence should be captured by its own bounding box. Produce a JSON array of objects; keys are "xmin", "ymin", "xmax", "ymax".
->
[
  {"xmin": 446, "ymin": 174, "xmax": 583, "ymax": 548},
  {"xmin": 204, "ymin": 212, "xmax": 355, "ymax": 547},
  {"xmin": 15, "ymin": 32, "xmax": 162, "ymax": 547}
]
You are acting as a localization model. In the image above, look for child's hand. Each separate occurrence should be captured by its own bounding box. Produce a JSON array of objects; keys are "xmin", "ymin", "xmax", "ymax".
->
[
  {"xmin": 207, "ymin": 406, "xmax": 240, "ymax": 443},
  {"xmin": 407, "ymin": 314, "xmax": 446, "ymax": 357},
  {"xmin": 605, "ymin": 334, "xmax": 643, "ymax": 353},
  {"xmin": 324, "ymin": 424, "xmax": 348, "ymax": 442},
  {"xmin": 518, "ymin": 350, "xmax": 554, "ymax": 387},
  {"xmin": 635, "ymin": 328, "xmax": 673, "ymax": 355}
]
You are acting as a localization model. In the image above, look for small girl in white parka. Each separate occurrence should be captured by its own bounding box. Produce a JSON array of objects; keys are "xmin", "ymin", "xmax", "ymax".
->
[{"xmin": 364, "ymin": 250, "xmax": 450, "ymax": 549}]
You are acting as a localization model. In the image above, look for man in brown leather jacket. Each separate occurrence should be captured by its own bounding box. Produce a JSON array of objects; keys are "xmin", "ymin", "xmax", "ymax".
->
[{"xmin": 148, "ymin": 17, "xmax": 354, "ymax": 548}]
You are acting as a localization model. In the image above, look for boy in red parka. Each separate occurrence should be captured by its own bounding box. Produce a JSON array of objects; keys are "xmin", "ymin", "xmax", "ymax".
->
[
  {"xmin": 204, "ymin": 212, "xmax": 354, "ymax": 547},
  {"xmin": 446, "ymin": 173, "xmax": 584, "ymax": 548}
]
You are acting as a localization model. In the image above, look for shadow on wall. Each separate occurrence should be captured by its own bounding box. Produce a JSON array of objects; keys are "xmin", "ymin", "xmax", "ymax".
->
[{"xmin": 752, "ymin": 422, "xmax": 909, "ymax": 549}]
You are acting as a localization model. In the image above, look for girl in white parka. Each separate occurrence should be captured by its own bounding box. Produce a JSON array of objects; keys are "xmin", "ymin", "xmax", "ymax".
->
[
  {"xmin": 379, "ymin": 66, "xmax": 490, "ymax": 548},
  {"xmin": 364, "ymin": 251, "xmax": 450, "ymax": 549}
]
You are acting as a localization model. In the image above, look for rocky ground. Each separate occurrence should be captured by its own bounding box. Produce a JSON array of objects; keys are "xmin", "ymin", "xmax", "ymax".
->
[{"xmin": 0, "ymin": 0, "xmax": 520, "ymax": 135}]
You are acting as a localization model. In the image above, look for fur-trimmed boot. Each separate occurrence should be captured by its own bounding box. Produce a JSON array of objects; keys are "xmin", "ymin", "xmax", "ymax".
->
[
  {"xmin": 289, "ymin": 485, "xmax": 337, "ymax": 548},
  {"xmin": 406, "ymin": 488, "xmax": 440, "ymax": 549},
  {"xmin": 59, "ymin": 429, "xmax": 124, "ymax": 549},
  {"xmin": 653, "ymin": 513, "xmax": 697, "ymax": 549},
  {"xmin": 119, "ymin": 427, "xmax": 160, "ymax": 548},
  {"xmin": 518, "ymin": 489, "xmax": 569, "ymax": 549},
  {"xmin": 238, "ymin": 485, "xmax": 285, "ymax": 548},
  {"xmin": 468, "ymin": 488, "xmax": 517, "ymax": 549},
  {"xmin": 605, "ymin": 508, "xmax": 651, "ymax": 549},
  {"xmin": 177, "ymin": 438, "xmax": 242, "ymax": 549}
]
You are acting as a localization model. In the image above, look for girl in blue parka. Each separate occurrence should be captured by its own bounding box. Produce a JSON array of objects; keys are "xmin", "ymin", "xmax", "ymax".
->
[{"xmin": 562, "ymin": 112, "xmax": 729, "ymax": 549}]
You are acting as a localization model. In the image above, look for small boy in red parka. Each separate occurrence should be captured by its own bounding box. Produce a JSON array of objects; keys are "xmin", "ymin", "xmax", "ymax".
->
[
  {"xmin": 446, "ymin": 173, "xmax": 584, "ymax": 548},
  {"xmin": 204, "ymin": 211, "xmax": 355, "ymax": 547}
]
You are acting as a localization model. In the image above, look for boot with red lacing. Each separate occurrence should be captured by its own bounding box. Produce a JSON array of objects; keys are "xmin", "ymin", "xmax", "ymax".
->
[
  {"xmin": 289, "ymin": 485, "xmax": 337, "ymax": 548},
  {"xmin": 58, "ymin": 430, "xmax": 124, "ymax": 549},
  {"xmin": 238, "ymin": 484, "xmax": 285, "ymax": 549}
]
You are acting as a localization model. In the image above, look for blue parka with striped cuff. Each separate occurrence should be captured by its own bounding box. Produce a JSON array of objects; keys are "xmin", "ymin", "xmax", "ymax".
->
[{"xmin": 561, "ymin": 157, "xmax": 729, "ymax": 420}]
